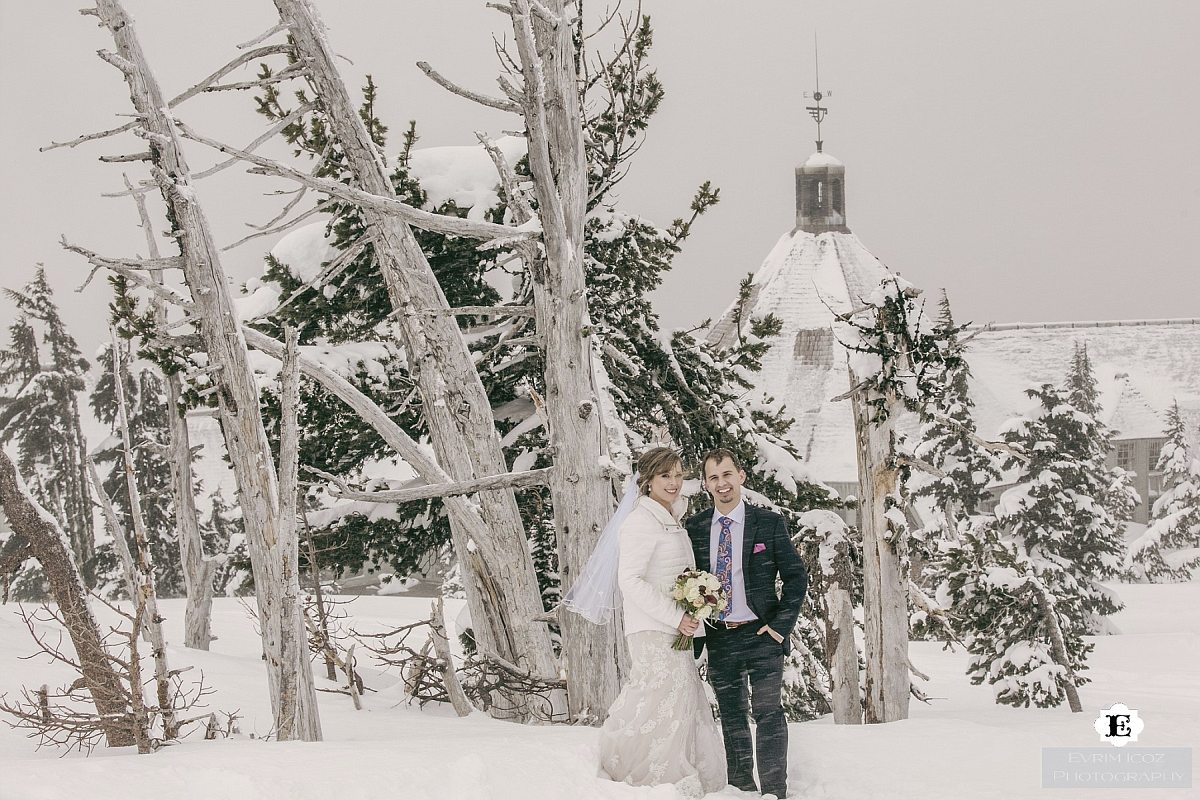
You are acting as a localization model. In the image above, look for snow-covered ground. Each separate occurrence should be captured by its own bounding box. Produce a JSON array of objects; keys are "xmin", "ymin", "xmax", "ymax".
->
[{"xmin": 0, "ymin": 583, "xmax": 1195, "ymax": 800}]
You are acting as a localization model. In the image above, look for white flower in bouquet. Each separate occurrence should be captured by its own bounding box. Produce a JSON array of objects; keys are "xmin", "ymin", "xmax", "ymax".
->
[{"xmin": 669, "ymin": 569, "xmax": 728, "ymax": 650}]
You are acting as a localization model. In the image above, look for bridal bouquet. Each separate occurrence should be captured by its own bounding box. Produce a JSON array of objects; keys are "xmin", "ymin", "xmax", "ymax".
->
[{"xmin": 669, "ymin": 569, "xmax": 728, "ymax": 650}]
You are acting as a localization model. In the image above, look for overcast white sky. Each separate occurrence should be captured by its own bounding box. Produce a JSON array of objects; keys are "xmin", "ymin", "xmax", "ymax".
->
[{"xmin": 2, "ymin": 1, "xmax": 1198, "ymax": 361}]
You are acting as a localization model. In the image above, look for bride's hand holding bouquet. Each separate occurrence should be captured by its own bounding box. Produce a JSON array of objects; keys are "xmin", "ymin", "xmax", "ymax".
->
[{"xmin": 670, "ymin": 569, "xmax": 728, "ymax": 650}]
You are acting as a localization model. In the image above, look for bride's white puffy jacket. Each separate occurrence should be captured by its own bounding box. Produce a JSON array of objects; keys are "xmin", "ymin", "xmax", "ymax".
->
[{"xmin": 618, "ymin": 494, "xmax": 704, "ymax": 637}]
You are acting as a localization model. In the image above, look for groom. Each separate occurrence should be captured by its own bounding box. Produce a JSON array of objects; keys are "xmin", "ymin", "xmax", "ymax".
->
[{"xmin": 687, "ymin": 448, "xmax": 808, "ymax": 800}]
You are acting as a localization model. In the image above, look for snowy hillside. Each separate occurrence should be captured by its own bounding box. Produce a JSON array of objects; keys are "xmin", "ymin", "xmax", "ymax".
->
[{"xmin": 1, "ymin": 583, "xmax": 1195, "ymax": 800}]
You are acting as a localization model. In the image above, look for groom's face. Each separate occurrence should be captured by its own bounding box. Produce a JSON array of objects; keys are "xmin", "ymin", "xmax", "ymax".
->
[{"xmin": 703, "ymin": 456, "xmax": 745, "ymax": 509}]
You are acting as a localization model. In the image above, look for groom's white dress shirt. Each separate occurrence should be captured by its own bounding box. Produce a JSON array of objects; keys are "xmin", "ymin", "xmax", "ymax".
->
[
  {"xmin": 708, "ymin": 500, "xmax": 755, "ymax": 622},
  {"xmin": 617, "ymin": 494, "xmax": 704, "ymax": 637}
]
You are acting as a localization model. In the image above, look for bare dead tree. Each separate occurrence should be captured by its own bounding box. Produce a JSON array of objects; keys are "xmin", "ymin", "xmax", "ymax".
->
[
  {"xmin": 266, "ymin": 0, "xmax": 559, "ymax": 715},
  {"xmin": 846, "ymin": 362, "xmax": 912, "ymax": 723},
  {"xmin": 834, "ymin": 275, "xmax": 967, "ymax": 723},
  {"xmin": 107, "ymin": 330, "xmax": 180, "ymax": 739},
  {"xmin": 85, "ymin": 454, "xmax": 183, "ymax": 743},
  {"xmin": 123, "ymin": 173, "xmax": 216, "ymax": 651},
  {"xmin": 0, "ymin": 448, "xmax": 135, "ymax": 747},
  {"xmin": 67, "ymin": 0, "xmax": 322, "ymax": 741},
  {"xmin": 502, "ymin": 0, "xmax": 626, "ymax": 719},
  {"xmin": 0, "ymin": 597, "xmax": 212, "ymax": 753},
  {"xmin": 415, "ymin": 0, "xmax": 628, "ymax": 720}
]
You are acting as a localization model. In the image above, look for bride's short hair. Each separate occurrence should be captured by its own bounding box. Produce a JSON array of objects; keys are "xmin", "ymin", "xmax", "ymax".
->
[{"xmin": 635, "ymin": 447, "xmax": 683, "ymax": 495}]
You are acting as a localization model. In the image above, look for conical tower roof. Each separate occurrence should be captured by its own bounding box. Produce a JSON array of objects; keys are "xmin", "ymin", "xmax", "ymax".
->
[{"xmin": 708, "ymin": 226, "xmax": 892, "ymax": 482}]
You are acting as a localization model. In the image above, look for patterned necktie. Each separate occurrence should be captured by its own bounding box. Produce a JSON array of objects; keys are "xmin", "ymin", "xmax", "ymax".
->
[{"xmin": 716, "ymin": 515, "xmax": 734, "ymax": 621}]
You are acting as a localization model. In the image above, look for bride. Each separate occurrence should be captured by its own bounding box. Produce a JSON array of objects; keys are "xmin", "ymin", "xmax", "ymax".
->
[{"xmin": 567, "ymin": 447, "xmax": 726, "ymax": 797}]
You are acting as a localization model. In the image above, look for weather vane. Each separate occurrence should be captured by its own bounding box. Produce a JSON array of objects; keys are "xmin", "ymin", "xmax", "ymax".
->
[{"xmin": 803, "ymin": 33, "xmax": 832, "ymax": 152}]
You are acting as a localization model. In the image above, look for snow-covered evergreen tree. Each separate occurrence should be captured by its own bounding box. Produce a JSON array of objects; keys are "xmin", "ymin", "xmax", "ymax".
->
[
  {"xmin": 88, "ymin": 280, "xmax": 183, "ymax": 596},
  {"xmin": 245, "ymin": 77, "xmax": 498, "ymax": 593},
  {"xmin": 943, "ymin": 381, "xmax": 1124, "ymax": 707},
  {"xmin": 1065, "ymin": 342, "xmax": 1139, "ymax": 533},
  {"xmin": 940, "ymin": 517, "xmax": 1090, "ymax": 708},
  {"xmin": 906, "ymin": 291, "xmax": 1001, "ymax": 640},
  {"xmin": 1125, "ymin": 401, "xmax": 1200, "ymax": 582},
  {"xmin": 1001, "ymin": 382, "xmax": 1125, "ymax": 629},
  {"xmin": 0, "ymin": 269, "xmax": 94, "ymax": 597},
  {"xmin": 909, "ymin": 292, "xmax": 1000, "ymax": 528}
]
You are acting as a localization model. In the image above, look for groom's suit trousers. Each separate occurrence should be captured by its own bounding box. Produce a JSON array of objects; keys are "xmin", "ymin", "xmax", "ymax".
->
[{"xmin": 705, "ymin": 624, "xmax": 788, "ymax": 796}]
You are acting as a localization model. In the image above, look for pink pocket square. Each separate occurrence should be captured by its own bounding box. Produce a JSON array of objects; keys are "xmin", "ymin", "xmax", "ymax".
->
[{"xmin": 753, "ymin": 543, "xmax": 766, "ymax": 554}]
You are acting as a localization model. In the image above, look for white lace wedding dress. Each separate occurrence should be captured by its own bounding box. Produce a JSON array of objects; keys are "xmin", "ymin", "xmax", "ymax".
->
[
  {"xmin": 598, "ymin": 495, "xmax": 726, "ymax": 797},
  {"xmin": 600, "ymin": 631, "xmax": 727, "ymax": 797}
]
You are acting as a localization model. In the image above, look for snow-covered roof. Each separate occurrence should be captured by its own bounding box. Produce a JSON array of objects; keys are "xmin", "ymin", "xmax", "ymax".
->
[
  {"xmin": 966, "ymin": 320, "xmax": 1200, "ymax": 444},
  {"xmin": 716, "ymin": 226, "xmax": 1200, "ymax": 482},
  {"xmin": 707, "ymin": 229, "xmax": 892, "ymax": 482},
  {"xmin": 801, "ymin": 151, "xmax": 844, "ymax": 170}
]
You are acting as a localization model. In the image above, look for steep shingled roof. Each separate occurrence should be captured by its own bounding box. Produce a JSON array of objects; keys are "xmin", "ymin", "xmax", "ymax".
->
[
  {"xmin": 710, "ymin": 227, "xmax": 1200, "ymax": 482},
  {"xmin": 707, "ymin": 228, "xmax": 892, "ymax": 482}
]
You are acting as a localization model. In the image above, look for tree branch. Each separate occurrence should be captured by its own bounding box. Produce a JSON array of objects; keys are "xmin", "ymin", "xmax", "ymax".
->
[
  {"xmin": 175, "ymin": 121, "xmax": 535, "ymax": 244},
  {"xmin": 61, "ymin": 238, "xmax": 193, "ymax": 308},
  {"xmin": 416, "ymin": 62, "xmax": 521, "ymax": 113},
  {"xmin": 41, "ymin": 44, "xmax": 291, "ymax": 153},
  {"xmin": 303, "ymin": 466, "xmax": 555, "ymax": 504},
  {"xmin": 447, "ymin": 305, "xmax": 536, "ymax": 318},
  {"xmin": 926, "ymin": 411, "xmax": 1031, "ymax": 463},
  {"xmin": 475, "ymin": 131, "xmax": 535, "ymax": 223}
]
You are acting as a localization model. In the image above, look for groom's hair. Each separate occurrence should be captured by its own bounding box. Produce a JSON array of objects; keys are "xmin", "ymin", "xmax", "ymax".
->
[{"xmin": 700, "ymin": 448, "xmax": 743, "ymax": 479}]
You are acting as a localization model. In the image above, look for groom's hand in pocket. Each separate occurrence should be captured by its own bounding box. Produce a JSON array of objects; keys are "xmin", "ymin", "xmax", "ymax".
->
[{"xmin": 757, "ymin": 624, "xmax": 784, "ymax": 644}]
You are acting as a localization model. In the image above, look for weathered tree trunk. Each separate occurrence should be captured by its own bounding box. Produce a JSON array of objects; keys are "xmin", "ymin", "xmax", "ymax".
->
[
  {"xmin": 90, "ymin": 0, "xmax": 321, "ymax": 740},
  {"xmin": 109, "ymin": 333, "xmax": 180, "ymax": 739},
  {"xmin": 275, "ymin": 327, "xmax": 320, "ymax": 740},
  {"xmin": 824, "ymin": 541, "xmax": 862, "ymax": 724},
  {"xmin": 508, "ymin": 0, "xmax": 625, "ymax": 721},
  {"xmin": 0, "ymin": 449, "xmax": 134, "ymax": 748},
  {"xmin": 430, "ymin": 596, "xmax": 472, "ymax": 717},
  {"xmin": 1024, "ymin": 579, "xmax": 1083, "ymax": 713},
  {"xmin": 848, "ymin": 370, "xmax": 910, "ymax": 723},
  {"xmin": 272, "ymin": 0, "xmax": 557, "ymax": 703},
  {"xmin": 168, "ymin": 371, "xmax": 216, "ymax": 651},
  {"xmin": 126, "ymin": 174, "xmax": 215, "ymax": 650}
]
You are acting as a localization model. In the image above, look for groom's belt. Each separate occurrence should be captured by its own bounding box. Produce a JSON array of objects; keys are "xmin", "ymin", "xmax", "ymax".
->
[{"xmin": 712, "ymin": 618, "xmax": 759, "ymax": 630}]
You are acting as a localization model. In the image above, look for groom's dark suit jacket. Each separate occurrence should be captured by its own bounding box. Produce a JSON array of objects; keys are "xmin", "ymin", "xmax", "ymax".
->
[{"xmin": 686, "ymin": 503, "xmax": 808, "ymax": 655}]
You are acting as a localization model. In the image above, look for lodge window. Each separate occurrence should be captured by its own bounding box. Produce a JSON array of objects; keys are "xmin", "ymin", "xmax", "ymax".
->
[
  {"xmin": 1147, "ymin": 439, "xmax": 1165, "ymax": 472},
  {"xmin": 1116, "ymin": 442, "xmax": 1136, "ymax": 473}
]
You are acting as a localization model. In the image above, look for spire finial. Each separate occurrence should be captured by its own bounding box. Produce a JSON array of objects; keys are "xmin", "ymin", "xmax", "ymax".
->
[{"xmin": 805, "ymin": 32, "xmax": 830, "ymax": 153}]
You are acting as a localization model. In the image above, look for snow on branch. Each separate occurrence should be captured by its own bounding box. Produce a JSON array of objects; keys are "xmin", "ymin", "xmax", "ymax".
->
[{"xmin": 240, "ymin": 327, "xmax": 447, "ymax": 486}]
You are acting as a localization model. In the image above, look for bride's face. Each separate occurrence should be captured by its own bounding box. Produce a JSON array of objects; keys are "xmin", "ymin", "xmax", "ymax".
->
[{"xmin": 647, "ymin": 463, "xmax": 684, "ymax": 510}]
